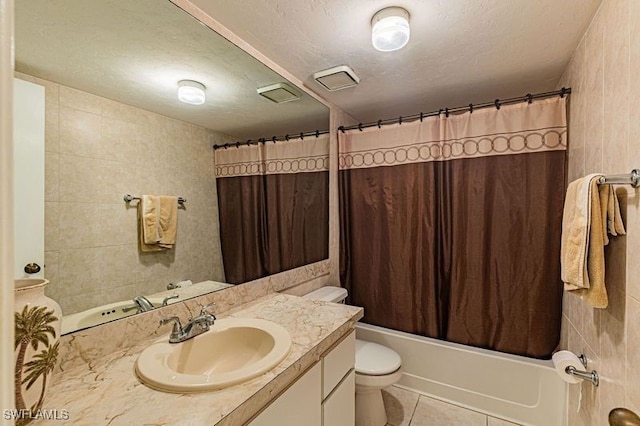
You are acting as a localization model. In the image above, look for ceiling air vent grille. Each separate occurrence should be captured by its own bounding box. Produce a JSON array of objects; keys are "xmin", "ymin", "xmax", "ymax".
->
[
  {"xmin": 257, "ymin": 82, "xmax": 301, "ymax": 103},
  {"xmin": 313, "ymin": 65, "xmax": 359, "ymax": 91}
]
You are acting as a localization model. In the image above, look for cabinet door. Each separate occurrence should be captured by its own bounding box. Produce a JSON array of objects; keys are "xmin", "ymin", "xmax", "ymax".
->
[
  {"xmin": 322, "ymin": 369, "xmax": 355, "ymax": 426},
  {"xmin": 250, "ymin": 363, "xmax": 321, "ymax": 426},
  {"xmin": 323, "ymin": 330, "xmax": 355, "ymax": 399}
]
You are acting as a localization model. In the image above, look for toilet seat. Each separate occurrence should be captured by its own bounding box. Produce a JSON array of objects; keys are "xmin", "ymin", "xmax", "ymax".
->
[{"xmin": 355, "ymin": 339, "xmax": 402, "ymax": 376}]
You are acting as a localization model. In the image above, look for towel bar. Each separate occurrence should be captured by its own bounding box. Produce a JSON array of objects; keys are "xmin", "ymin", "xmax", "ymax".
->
[
  {"xmin": 598, "ymin": 169, "xmax": 640, "ymax": 188},
  {"xmin": 124, "ymin": 194, "xmax": 186, "ymax": 204}
]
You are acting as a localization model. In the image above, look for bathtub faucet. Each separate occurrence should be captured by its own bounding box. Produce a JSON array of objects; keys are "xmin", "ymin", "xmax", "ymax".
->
[{"xmin": 122, "ymin": 296, "xmax": 155, "ymax": 313}]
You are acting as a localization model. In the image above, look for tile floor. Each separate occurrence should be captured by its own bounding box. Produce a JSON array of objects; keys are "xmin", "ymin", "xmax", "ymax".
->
[{"xmin": 382, "ymin": 385, "xmax": 521, "ymax": 426}]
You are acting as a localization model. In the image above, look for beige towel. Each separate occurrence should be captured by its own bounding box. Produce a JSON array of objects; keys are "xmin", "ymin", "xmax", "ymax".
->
[
  {"xmin": 138, "ymin": 199, "xmax": 164, "ymax": 253},
  {"xmin": 157, "ymin": 196, "xmax": 178, "ymax": 249},
  {"xmin": 572, "ymin": 180, "xmax": 607, "ymax": 308},
  {"xmin": 141, "ymin": 195, "xmax": 160, "ymax": 244},
  {"xmin": 561, "ymin": 175, "xmax": 626, "ymax": 308},
  {"xmin": 561, "ymin": 174, "xmax": 599, "ymax": 290}
]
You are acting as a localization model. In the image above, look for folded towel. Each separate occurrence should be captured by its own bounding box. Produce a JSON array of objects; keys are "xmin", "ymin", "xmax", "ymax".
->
[
  {"xmin": 138, "ymin": 199, "xmax": 164, "ymax": 253},
  {"xmin": 142, "ymin": 195, "xmax": 161, "ymax": 245},
  {"xmin": 561, "ymin": 175, "xmax": 626, "ymax": 309},
  {"xmin": 573, "ymin": 179, "xmax": 607, "ymax": 307},
  {"xmin": 157, "ymin": 195, "xmax": 178, "ymax": 249},
  {"xmin": 561, "ymin": 174, "xmax": 599, "ymax": 291}
]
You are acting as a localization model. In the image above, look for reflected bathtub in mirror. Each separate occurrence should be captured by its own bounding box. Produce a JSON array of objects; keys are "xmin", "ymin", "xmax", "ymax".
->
[{"xmin": 61, "ymin": 280, "xmax": 232, "ymax": 334}]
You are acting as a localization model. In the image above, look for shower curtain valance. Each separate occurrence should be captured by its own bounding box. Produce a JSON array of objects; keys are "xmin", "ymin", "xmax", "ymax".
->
[
  {"xmin": 339, "ymin": 97, "xmax": 566, "ymax": 170},
  {"xmin": 215, "ymin": 134, "xmax": 329, "ymax": 178}
]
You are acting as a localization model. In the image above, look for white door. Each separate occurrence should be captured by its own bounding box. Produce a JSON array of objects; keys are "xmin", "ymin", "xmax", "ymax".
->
[{"xmin": 13, "ymin": 78, "xmax": 45, "ymax": 279}]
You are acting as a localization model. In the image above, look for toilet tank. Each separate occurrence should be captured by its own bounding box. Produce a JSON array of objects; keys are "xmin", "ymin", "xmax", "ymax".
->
[{"xmin": 303, "ymin": 286, "xmax": 348, "ymax": 303}]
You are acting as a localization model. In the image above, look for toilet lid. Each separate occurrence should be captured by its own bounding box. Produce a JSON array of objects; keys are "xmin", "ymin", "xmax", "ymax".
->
[{"xmin": 355, "ymin": 339, "xmax": 402, "ymax": 376}]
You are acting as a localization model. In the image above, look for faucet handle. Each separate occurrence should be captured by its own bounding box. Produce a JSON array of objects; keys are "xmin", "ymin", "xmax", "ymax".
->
[
  {"xmin": 200, "ymin": 302, "xmax": 216, "ymax": 317},
  {"xmin": 159, "ymin": 316, "xmax": 183, "ymax": 335}
]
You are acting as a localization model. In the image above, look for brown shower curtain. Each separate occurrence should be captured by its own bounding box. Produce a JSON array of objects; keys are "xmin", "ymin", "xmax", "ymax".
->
[
  {"xmin": 339, "ymin": 98, "xmax": 567, "ymax": 359},
  {"xmin": 215, "ymin": 135, "xmax": 329, "ymax": 284}
]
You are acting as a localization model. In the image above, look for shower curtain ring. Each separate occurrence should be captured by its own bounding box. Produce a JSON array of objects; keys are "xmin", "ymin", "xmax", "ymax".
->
[
  {"xmin": 445, "ymin": 108, "xmax": 449, "ymax": 118},
  {"xmin": 285, "ymin": 134, "xmax": 289, "ymax": 141},
  {"xmin": 315, "ymin": 130, "xmax": 319, "ymax": 137},
  {"xmin": 469, "ymin": 104, "xmax": 473, "ymax": 113},
  {"xmin": 272, "ymin": 136, "xmax": 277, "ymax": 143},
  {"xmin": 358, "ymin": 123, "xmax": 363, "ymax": 131},
  {"xmin": 494, "ymin": 99, "xmax": 501, "ymax": 109},
  {"xmin": 398, "ymin": 116, "xmax": 403, "ymax": 125},
  {"xmin": 560, "ymin": 87, "xmax": 567, "ymax": 98},
  {"xmin": 420, "ymin": 112, "xmax": 424, "ymax": 122},
  {"xmin": 339, "ymin": 126, "xmax": 345, "ymax": 133},
  {"xmin": 236, "ymin": 142, "xmax": 240, "ymax": 148},
  {"xmin": 300, "ymin": 132, "xmax": 304, "ymax": 139},
  {"xmin": 526, "ymin": 94, "xmax": 533, "ymax": 104},
  {"xmin": 377, "ymin": 120, "xmax": 382, "ymax": 128}
]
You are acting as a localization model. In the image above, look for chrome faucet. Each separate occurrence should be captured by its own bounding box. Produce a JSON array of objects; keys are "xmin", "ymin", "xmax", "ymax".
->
[
  {"xmin": 161, "ymin": 294, "xmax": 179, "ymax": 306},
  {"xmin": 122, "ymin": 296, "xmax": 156, "ymax": 313},
  {"xmin": 159, "ymin": 303, "xmax": 216, "ymax": 344}
]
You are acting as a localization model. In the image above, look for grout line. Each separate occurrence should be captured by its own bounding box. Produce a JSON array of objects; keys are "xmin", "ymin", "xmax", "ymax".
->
[{"xmin": 407, "ymin": 390, "xmax": 420, "ymax": 425}]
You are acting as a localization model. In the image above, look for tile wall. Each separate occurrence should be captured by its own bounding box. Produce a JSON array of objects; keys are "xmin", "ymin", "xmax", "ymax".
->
[
  {"xmin": 15, "ymin": 72, "xmax": 228, "ymax": 315},
  {"xmin": 557, "ymin": 0, "xmax": 640, "ymax": 423}
]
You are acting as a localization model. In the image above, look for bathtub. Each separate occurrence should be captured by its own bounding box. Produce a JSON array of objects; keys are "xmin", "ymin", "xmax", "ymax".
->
[{"xmin": 355, "ymin": 323, "xmax": 567, "ymax": 426}]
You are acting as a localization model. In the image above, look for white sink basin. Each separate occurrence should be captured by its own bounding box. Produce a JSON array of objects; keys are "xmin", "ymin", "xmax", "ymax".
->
[
  {"xmin": 61, "ymin": 297, "xmax": 174, "ymax": 334},
  {"xmin": 135, "ymin": 318, "xmax": 291, "ymax": 393}
]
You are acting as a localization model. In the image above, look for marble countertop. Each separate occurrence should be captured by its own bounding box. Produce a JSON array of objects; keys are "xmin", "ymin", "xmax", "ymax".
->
[{"xmin": 38, "ymin": 294, "xmax": 363, "ymax": 425}]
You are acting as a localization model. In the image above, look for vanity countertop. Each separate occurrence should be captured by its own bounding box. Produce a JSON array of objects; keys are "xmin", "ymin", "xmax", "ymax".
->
[{"xmin": 38, "ymin": 294, "xmax": 363, "ymax": 425}]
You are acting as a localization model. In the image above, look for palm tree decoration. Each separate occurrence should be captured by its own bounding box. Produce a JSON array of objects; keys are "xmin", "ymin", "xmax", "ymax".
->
[
  {"xmin": 22, "ymin": 341, "xmax": 60, "ymax": 411},
  {"xmin": 14, "ymin": 305, "xmax": 58, "ymax": 412}
]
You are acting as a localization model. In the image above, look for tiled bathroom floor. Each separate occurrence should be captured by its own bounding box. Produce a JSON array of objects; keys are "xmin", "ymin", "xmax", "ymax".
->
[{"xmin": 382, "ymin": 385, "xmax": 521, "ymax": 426}]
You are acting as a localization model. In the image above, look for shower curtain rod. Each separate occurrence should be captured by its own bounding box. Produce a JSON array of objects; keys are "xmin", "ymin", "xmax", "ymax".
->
[
  {"xmin": 338, "ymin": 87, "xmax": 571, "ymax": 133},
  {"xmin": 213, "ymin": 128, "xmax": 331, "ymax": 150},
  {"xmin": 213, "ymin": 88, "xmax": 571, "ymax": 149}
]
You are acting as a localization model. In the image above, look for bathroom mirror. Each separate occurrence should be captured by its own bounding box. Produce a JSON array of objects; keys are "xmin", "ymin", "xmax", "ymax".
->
[{"xmin": 14, "ymin": 0, "xmax": 329, "ymax": 334}]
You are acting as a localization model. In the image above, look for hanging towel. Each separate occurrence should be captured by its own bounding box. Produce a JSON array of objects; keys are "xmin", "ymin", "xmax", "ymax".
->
[
  {"xmin": 141, "ymin": 195, "xmax": 161, "ymax": 245},
  {"xmin": 157, "ymin": 195, "xmax": 178, "ymax": 249},
  {"xmin": 560, "ymin": 174, "xmax": 600, "ymax": 291},
  {"xmin": 561, "ymin": 175, "xmax": 626, "ymax": 308},
  {"xmin": 138, "ymin": 196, "xmax": 164, "ymax": 253}
]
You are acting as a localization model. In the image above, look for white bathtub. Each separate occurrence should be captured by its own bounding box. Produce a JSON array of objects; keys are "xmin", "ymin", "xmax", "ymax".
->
[{"xmin": 355, "ymin": 323, "xmax": 567, "ymax": 426}]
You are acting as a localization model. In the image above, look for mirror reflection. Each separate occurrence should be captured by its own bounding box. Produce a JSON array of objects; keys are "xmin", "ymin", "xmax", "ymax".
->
[{"xmin": 14, "ymin": 0, "xmax": 329, "ymax": 334}]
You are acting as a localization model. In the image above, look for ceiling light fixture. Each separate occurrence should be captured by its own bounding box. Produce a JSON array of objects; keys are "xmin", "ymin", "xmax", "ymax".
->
[
  {"xmin": 257, "ymin": 82, "xmax": 301, "ymax": 103},
  {"xmin": 371, "ymin": 6, "xmax": 410, "ymax": 52},
  {"xmin": 313, "ymin": 65, "xmax": 360, "ymax": 91},
  {"xmin": 178, "ymin": 80, "xmax": 206, "ymax": 105}
]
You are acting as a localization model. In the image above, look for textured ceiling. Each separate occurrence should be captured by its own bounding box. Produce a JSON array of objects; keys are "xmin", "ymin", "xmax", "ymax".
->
[
  {"xmin": 14, "ymin": 0, "xmax": 329, "ymax": 140},
  {"xmin": 190, "ymin": 0, "xmax": 602, "ymax": 123}
]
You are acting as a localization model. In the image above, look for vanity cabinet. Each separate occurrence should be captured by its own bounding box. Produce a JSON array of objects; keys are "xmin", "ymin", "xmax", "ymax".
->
[{"xmin": 249, "ymin": 330, "xmax": 355, "ymax": 426}]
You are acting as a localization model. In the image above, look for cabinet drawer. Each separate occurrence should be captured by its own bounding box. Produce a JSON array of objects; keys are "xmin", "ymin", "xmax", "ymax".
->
[
  {"xmin": 322, "ymin": 330, "xmax": 355, "ymax": 399},
  {"xmin": 322, "ymin": 369, "xmax": 355, "ymax": 426}
]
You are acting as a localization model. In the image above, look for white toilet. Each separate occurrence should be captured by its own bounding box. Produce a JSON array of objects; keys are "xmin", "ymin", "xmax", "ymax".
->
[{"xmin": 303, "ymin": 287, "xmax": 403, "ymax": 426}]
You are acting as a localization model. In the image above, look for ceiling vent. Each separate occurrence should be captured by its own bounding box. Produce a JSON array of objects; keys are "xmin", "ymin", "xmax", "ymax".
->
[
  {"xmin": 257, "ymin": 82, "xmax": 301, "ymax": 103},
  {"xmin": 313, "ymin": 65, "xmax": 359, "ymax": 91}
]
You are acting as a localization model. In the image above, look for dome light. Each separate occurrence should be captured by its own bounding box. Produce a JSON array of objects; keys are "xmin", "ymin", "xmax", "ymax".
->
[
  {"xmin": 178, "ymin": 80, "xmax": 206, "ymax": 105},
  {"xmin": 371, "ymin": 7, "xmax": 410, "ymax": 52}
]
